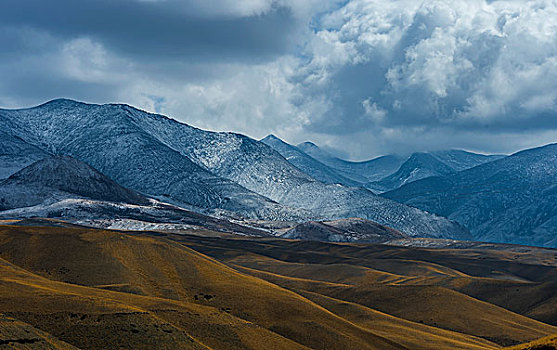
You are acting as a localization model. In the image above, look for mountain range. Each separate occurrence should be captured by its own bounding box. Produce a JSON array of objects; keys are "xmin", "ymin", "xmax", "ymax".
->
[
  {"xmin": 278, "ymin": 139, "xmax": 503, "ymax": 192},
  {"xmin": 0, "ymin": 156, "xmax": 268, "ymax": 236},
  {"xmin": 297, "ymin": 141, "xmax": 406, "ymax": 183},
  {"xmin": 264, "ymin": 136, "xmax": 556, "ymax": 247},
  {"xmin": 0, "ymin": 98, "xmax": 555, "ymax": 247},
  {"xmin": 0, "ymin": 99, "xmax": 467, "ymax": 239},
  {"xmin": 261, "ymin": 135, "xmax": 360, "ymax": 187}
]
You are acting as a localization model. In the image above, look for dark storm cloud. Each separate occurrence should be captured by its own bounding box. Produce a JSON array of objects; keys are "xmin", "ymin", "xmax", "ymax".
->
[
  {"xmin": 0, "ymin": 0, "xmax": 556, "ymax": 159},
  {"xmin": 0, "ymin": 0, "xmax": 307, "ymax": 111},
  {"xmin": 0, "ymin": 0, "xmax": 299, "ymax": 62}
]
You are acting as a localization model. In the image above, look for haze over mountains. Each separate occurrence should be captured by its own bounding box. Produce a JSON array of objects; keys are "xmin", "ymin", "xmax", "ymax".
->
[
  {"xmin": 296, "ymin": 141, "xmax": 406, "ymax": 183},
  {"xmin": 277, "ymin": 138, "xmax": 503, "ymax": 192}
]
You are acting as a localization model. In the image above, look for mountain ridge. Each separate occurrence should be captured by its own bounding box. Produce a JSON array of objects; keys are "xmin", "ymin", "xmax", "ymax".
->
[
  {"xmin": 261, "ymin": 134, "xmax": 361, "ymax": 187},
  {"xmin": 0, "ymin": 99, "xmax": 308, "ymax": 221}
]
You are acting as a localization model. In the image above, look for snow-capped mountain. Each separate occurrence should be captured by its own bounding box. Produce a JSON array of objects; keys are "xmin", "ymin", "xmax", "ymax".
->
[
  {"xmin": 297, "ymin": 141, "xmax": 405, "ymax": 183},
  {"xmin": 297, "ymin": 142, "xmax": 504, "ymax": 192},
  {"xmin": 260, "ymin": 134, "xmax": 360, "ymax": 187},
  {"xmin": 0, "ymin": 99, "xmax": 305, "ymax": 220},
  {"xmin": 282, "ymin": 217, "xmax": 408, "ymax": 243},
  {"xmin": 384, "ymin": 143, "xmax": 557, "ymax": 247},
  {"xmin": 0, "ymin": 99, "xmax": 467, "ymax": 238},
  {"xmin": 369, "ymin": 150, "xmax": 505, "ymax": 192},
  {"xmin": 431, "ymin": 150, "xmax": 504, "ymax": 172},
  {"xmin": 121, "ymin": 105, "xmax": 468, "ymax": 238}
]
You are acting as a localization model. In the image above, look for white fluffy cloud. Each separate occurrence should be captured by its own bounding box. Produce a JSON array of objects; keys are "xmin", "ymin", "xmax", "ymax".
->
[{"xmin": 284, "ymin": 0, "xmax": 557, "ymax": 157}]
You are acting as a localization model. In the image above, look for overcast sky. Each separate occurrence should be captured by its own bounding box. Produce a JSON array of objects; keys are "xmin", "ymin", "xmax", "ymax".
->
[{"xmin": 1, "ymin": 0, "xmax": 557, "ymax": 159}]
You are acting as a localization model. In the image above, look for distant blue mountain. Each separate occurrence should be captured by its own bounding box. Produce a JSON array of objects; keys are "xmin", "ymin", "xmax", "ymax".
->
[
  {"xmin": 384, "ymin": 144, "xmax": 557, "ymax": 247},
  {"xmin": 296, "ymin": 142, "xmax": 502, "ymax": 192},
  {"xmin": 367, "ymin": 152, "xmax": 457, "ymax": 192},
  {"xmin": 297, "ymin": 141, "xmax": 405, "ymax": 183},
  {"xmin": 431, "ymin": 150, "xmax": 504, "ymax": 172}
]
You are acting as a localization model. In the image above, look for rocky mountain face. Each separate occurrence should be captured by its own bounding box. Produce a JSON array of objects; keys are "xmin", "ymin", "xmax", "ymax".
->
[
  {"xmin": 0, "ymin": 99, "xmax": 305, "ymax": 220},
  {"xmin": 123, "ymin": 105, "xmax": 468, "ymax": 238},
  {"xmin": 0, "ymin": 99, "xmax": 467, "ymax": 238},
  {"xmin": 0, "ymin": 155, "xmax": 149, "ymax": 209},
  {"xmin": 282, "ymin": 217, "xmax": 408, "ymax": 243},
  {"xmin": 384, "ymin": 144, "xmax": 557, "ymax": 247},
  {"xmin": 0, "ymin": 156, "xmax": 268, "ymax": 236}
]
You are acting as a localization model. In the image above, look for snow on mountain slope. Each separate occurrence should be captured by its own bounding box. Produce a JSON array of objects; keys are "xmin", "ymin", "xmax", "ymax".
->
[
  {"xmin": 0, "ymin": 99, "xmax": 306, "ymax": 220},
  {"xmin": 0, "ymin": 198, "xmax": 269, "ymax": 236},
  {"xmin": 431, "ymin": 150, "xmax": 505, "ymax": 172},
  {"xmin": 384, "ymin": 143, "xmax": 557, "ymax": 247},
  {"xmin": 298, "ymin": 142, "xmax": 504, "ymax": 192},
  {"xmin": 124, "ymin": 104, "xmax": 468, "ymax": 238},
  {"xmin": 297, "ymin": 141, "xmax": 406, "ymax": 183},
  {"xmin": 0, "ymin": 156, "xmax": 269, "ymax": 236},
  {"xmin": 0, "ymin": 99, "xmax": 468, "ymax": 238},
  {"xmin": 125, "ymin": 107, "xmax": 315, "ymax": 202},
  {"xmin": 260, "ymin": 134, "xmax": 360, "ymax": 187},
  {"xmin": 0, "ymin": 130, "xmax": 49, "ymax": 179}
]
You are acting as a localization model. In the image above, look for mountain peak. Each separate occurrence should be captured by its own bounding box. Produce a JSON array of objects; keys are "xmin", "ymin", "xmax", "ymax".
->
[
  {"xmin": 261, "ymin": 134, "xmax": 283, "ymax": 143},
  {"xmin": 297, "ymin": 141, "xmax": 319, "ymax": 150},
  {"xmin": 39, "ymin": 98, "xmax": 87, "ymax": 108},
  {"xmin": 6, "ymin": 156, "xmax": 149, "ymax": 205}
]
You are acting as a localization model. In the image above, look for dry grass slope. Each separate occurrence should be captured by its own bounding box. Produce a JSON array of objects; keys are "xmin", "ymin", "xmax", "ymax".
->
[
  {"xmin": 0, "ymin": 224, "xmax": 556, "ymax": 349},
  {"xmin": 503, "ymin": 334, "xmax": 557, "ymax": 350},
  {"xmin": 0, "ymin": 314, "xmax": 78, "ymax": 349}
]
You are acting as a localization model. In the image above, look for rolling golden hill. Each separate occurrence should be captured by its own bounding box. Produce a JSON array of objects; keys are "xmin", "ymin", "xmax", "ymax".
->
[{"xmin": 0, "ymin": 223, "xmax": 556, "ymax": 349}]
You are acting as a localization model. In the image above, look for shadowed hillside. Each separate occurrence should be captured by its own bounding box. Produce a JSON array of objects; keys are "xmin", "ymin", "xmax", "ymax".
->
[{"xmin": 503, "ymin": 334, "xmax": 557, "ymax": 349}]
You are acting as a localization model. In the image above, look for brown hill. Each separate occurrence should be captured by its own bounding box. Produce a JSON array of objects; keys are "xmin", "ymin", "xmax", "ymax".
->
[
  {"xmin": 1, "ymin": 224, "xmax": 556, "ymax": 349},
  {"xmin": 282, "ymin": 217, "xmax": 408, "ymax": 243},
  {"xmin": 171, "ymin": 233, "xmax": 557, "ymax": 346}
]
